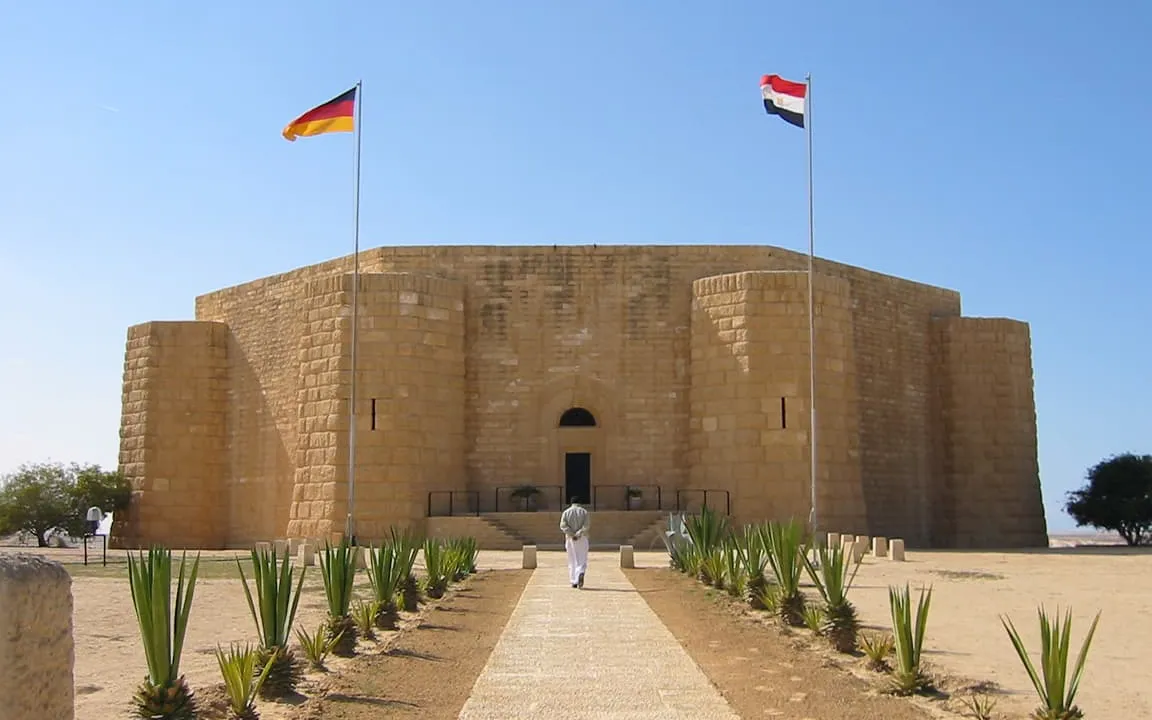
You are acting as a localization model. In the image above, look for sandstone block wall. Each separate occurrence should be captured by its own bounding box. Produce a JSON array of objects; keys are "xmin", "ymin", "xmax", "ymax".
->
[
  {"xmin": 0, "ymin": 555, "xmax": 75, "ymax": 720},
  {"xmin": 688, "ymin": 271, "xmax": 866, "ymax": 531},
  {"xmin": 117, "ymin": 321, "xmax": 228, "ymax": 548},
  {"xmin": 114, "ymin": 244, "xmax": 1046, "ymax": 549},
  {"xmin": 930, "ymin": 317, "xmax": 1048, "ymax": 547},
  {"xmin": 286, "ymin": 272, "xmax": 466, "ymax": 543}
]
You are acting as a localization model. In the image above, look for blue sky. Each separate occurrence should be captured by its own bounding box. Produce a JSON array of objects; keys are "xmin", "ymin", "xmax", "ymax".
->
[{"xmin": 1, "ymin": 2, "xmax": 1148, "ymax": 531}]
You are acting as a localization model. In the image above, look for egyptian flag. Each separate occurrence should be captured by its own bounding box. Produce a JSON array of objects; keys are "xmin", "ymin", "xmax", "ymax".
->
[
  {"xmin": 282, "ymin": 87, "xmax": 356, "ymax": 141},
  {"xmin": 760, "ymin": 74, "xmax": 806, "ymax": 128}
]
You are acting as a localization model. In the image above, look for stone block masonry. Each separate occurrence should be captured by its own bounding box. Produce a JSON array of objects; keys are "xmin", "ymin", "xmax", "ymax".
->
[
  {"xmin": 115, "ymin": 244, "xmax": 1047, "ymax": 549},
  {"xmin": 117, "ymin": 321, "xmax": 227, "ymax": 548},
  {"xmin": 0, "ymin": 555, "xmax": 75, "ymax": 720}
]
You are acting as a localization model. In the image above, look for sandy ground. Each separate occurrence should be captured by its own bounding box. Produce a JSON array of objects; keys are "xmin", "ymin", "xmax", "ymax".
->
[
  {"xmin": 632, "ymin": 543, "xmax": 1152, "ymax": 719},
  {"xmin": 0, "ymin": 546, "xmax": 524, "ymax": 720},
  {"xmin": 3, "ymin": 537, "xmax": 1150, "ymax": 719}
]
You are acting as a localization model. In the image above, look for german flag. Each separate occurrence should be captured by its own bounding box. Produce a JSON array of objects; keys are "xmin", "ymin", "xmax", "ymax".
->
[{"xmin": 282, "ymin": 87, "xmax": 356, "ymax": 142}]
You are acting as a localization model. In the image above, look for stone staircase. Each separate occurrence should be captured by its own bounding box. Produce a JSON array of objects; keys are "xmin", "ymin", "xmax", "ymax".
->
[{"xmin": 426, "ymin": 510, "xmax": 669, "ymax": 551}]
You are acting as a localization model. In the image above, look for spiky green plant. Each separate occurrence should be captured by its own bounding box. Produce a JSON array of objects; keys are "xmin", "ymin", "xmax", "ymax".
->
[
  {"xmin": 351, "ymin": 599, "xmax": 379, "ymax": 641},
  {"xmin": 803, "ymin": 543, "xmax": 862, "ymax": 652},
  {"xmin": 391, "ymin": 527, "xmax": 423, "ymax": 611},
  {"xmin": 802, "ymin": 604, "xmax": 825, "ymax": 633},
  {"xmin": 684, "ymin": 506, "xmax": 730, "ymax": 585},
  {"xmin": 423, "ymin": 538, "xmax": 451, "ymax": 598},
  {"xmin": 860, "ymin": 631, "xmax": 895, "ymax": 672},
  {"xmin": 757, "ymin": 583, "xmax": 782, "ymax": 614},
  {"xmin": 237, "ymin": 544, "xmax": 306, "ymax": 698},
  {"xmin": 318, "ymin": 538, "xmax": 359, "ymax": 656},
  {"xmin": 127, "ymin": 546, "xmax": 201, "ymax": 720},
  {"xmin": 889, "ymin": 584, "xmax": 934, "ymax": 695},
  {"xmin": 216, "ymin": 643, "xmax": 274, "ymax": 720},
  {"xmin": 445, "ymin": 536, "xmax": 478, "ymax": 580},
  {"xmin": 759, "ymin": 519, "xmax": 808, "ymax": 626},
  {"xmin": 294, "ymin": 623, "xmax": 340, "ymax": 671},
  {"xmin": 365, "ymin": 540, "xmax": 403, "ymax": 629},
  {"xmin": 734, "ymin": 525, "xmax": 770, "ymax": 608},
  {"xmin": 959, "ymin": 693, "xmax": 998, "ymax": 720},
  {"xmin": 721, "ymin": 539, "xmax": 746, "ymax": 597},
  {"xmin": 1001, "ymin": 606, "xmax": 1100, "ymax": 720}
]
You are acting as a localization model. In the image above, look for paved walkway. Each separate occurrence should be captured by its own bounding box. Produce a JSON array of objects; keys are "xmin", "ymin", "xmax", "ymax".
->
[{"xmin": 458, "ymin": 552, "xmax": 739, "ymax": 719}]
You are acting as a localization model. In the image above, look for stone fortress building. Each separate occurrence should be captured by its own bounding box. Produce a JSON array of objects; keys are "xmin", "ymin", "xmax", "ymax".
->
[{"xmin": 115, "ymin": 245, "xmax": 1048, "ymax": 550}]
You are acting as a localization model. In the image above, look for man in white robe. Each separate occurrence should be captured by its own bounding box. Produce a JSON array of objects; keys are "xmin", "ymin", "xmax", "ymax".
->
[{"xmin": 560, "ymin": 497, "xmax": 590, "ymax": 588}]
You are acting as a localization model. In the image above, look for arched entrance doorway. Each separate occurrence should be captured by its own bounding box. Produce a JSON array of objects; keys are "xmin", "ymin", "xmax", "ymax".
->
[{"xmin": 558, "ymin": 407, "xmax": 597, "ymax": 504}]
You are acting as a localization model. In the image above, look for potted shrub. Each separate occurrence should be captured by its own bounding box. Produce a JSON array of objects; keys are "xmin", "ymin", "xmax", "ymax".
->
[
  {"xmin": 626, "ymin": 486, "xmax": 643, "ymax": 511},
  {"xmin": 510, "ymin": 484, "xmax": 542, "ymax": 512}
]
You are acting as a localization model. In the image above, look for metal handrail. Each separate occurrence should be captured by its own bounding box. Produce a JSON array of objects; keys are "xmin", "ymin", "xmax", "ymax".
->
[
  {"xmin": 591, "ymin": 484, "xmax": 663, "ymax": 511},
  {"xmin": 426, "ymin": 490, "xmax": 480, "ymax": 517},
  {"xmin": 494, "ymin": 485, "xmax": 564, "ymax": 512},
  {"xmin": 674, "ymin": 489, "xmax": 731, "ymax": 516}
]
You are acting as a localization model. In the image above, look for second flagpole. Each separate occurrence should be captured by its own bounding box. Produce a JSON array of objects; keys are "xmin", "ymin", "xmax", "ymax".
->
[
  {"xmin": 346, "ymin": 79, "xmax": 363, "ymax": 544},
  {"xmin": 805, "ymin": 73, "xmax": 818, "ymax": 544}
]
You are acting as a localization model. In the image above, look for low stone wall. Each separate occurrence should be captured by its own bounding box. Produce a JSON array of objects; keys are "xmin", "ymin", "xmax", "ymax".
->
[{"xmin": 0, "ymin": 554, "xmax": 75, "ymax": 719}]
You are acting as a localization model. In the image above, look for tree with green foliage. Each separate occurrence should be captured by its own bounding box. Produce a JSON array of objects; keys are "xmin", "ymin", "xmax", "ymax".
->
[
  {"xmin": 0, "ymin": 461, "xmax": 131, "ymax": 546},
  {"xmin": 1065, "ymin": 453, "xmax": 1152, "ymax": 546}
]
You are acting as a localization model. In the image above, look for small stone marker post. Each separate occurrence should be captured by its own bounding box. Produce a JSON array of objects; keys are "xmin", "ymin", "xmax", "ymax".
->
[
  {"xmin": 619, "ymin": 545, "xmax": 635, "ymax": 569},
  {"xmin": 522, "ymin": 544, "xmax": 537, "ymax": 569},
  {"xmin": 297, "ymin": 542, "xmax": 316, "ymax": 567},
  {"xmin": 890, "ymin": 538, "xmax": 906, "ymax": 561},
  {"xmin": 872, "ymin": 536, "xmax": 888, "ymax": 558},
  {"xmin": 0, "ymin": 554, "xmax": 75, "ymax": 720},
  {"xmin": 827, "ymin": 532, "xmax": 841, "ymax": 549}
]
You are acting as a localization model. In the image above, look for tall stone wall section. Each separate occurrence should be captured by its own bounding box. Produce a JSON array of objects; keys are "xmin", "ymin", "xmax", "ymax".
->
[
  {"xmin": 194, "ymin": 254, "xmax": 366, "ymax": 546},
  {"xmin": 116, "ymin": 321, "xmax": 228, "ymax": 548},
  {"xmin": 111, "ymin": 243, "xmax": 1046, "ymax": 549},
  {"xmin": 930, "ymin": 317, "xmax": 1048, "ymax": 547},
  {"xmin": 688, "ymin": 271, "xmax": 867, "ymax": 531},
  {"xmin": 287, "ymin": 273, "xmax": 466, "ymax": 543}
]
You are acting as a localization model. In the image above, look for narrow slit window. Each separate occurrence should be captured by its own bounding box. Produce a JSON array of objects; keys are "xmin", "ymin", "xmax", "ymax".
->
[
  {"xmin": 370, "ymin": 398, "xmax": 377, "ymax": 430},
  {"xmin": 781, "ymin": 397, "xmax": 787, "ymax": 429}
]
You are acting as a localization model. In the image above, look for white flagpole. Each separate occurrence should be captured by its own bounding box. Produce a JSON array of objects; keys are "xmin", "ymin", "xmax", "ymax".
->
[
  {"xmin": 346, "ymin": 79, "xmax": 363, "ymax": 544},
  {"xmin": 805, "ymin": 73, "xmax": 818, "ymax": 543}
]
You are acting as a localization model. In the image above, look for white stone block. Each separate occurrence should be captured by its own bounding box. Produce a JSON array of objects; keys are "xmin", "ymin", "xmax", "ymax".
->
[
  {"xmin": 297, "ymin": 542, "xmax": 315, "ymax": 567},
  {"xmin": 254, "ymin": 541, "xmax": 272, "ymax": 555},
  {"xmin": 273, "ymin": 539, "xmax": 289, "ymax": 557},
  {"xmin": 0, "ymin": 555, "xmax": 75, "ymax": 720},
  {"xmin": 827, "ymin": 532, "xmax": 841, "ymax": 549},
  {"xmin": 852, "ymin": 538, "xmax": 868, "ymax": 563},
  {"xmin": 620, "ymin": 545, "xmax": 635, "ymax": 569},
  {"xmin": 522, "ymin": 545, "xmax": 537, "ymax": 570},
  {"xmin": 890, "ymin": 538, "xmax": 906, "ymax": 561},
  {"xmin": 872, "ymin": 536, "xmax": 888, "ymax": 558}
]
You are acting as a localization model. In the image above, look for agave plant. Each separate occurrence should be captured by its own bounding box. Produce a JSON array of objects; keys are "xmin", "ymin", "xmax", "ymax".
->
[
  {"xmin": 365, "ymin": 540, "xmax": 404, "ymax": 629},
  {"xmin": 236, "ymin": 544, "xmax": 306, "ymax": 698},
  {"xmin": 318, "ymin": 538, "xmax": 360, "ymax": 656},
  {"xmin": 760, "ymin": 519, "xmax": 808, "ymax": 626},
  {"xmin": 889, "ymin": 584, "xmax": 933, "ymax": 695},
  {"xmin": 295, "ymin": 623, "xmax": 340, "ymax": 671},
  {"xmin": 802, "ymin": 604, "xmax": 826, "ymax": 633},
  {"xmin": 352, "ymin": 599, "xmax": 379, "ymax": 641},
  {"xmin": 391, "ymin": 527, "xmax": 423, "ymax": 612},
  {"xmin": 860, "ymin": 631, "xmax": 895, "ymax": 672},
  {"xmin": 448, "ymin": 536, "xmax": 478, "ymax": 578},
  {"xmin": 423, "ymin": 538, "xmax": 450, "ymax": 598},
  {"xmin": 127, "ymin": 546, "xmax": 201, "ymax": 720},
  {"xmin": 1001, "ymin": 606, "xmax": 1101, "ymax": 720},
  {"xmin": 721, "ymin": 539, "xmax": 746, "ymax": 597},
  {"xmin": 216, "ymin": 643, "xmax": 274, "ymax": 720},
  {"xmin": 684, "ymin": 506, "xmax": 730, "ymax": 585},
  {"xmin": 803, "ymin": 543, "xmax": 863, "ymax": 652},
  {"xmin": 734, "ymin": 525, "xmax": 770, "ymax": 608}
]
